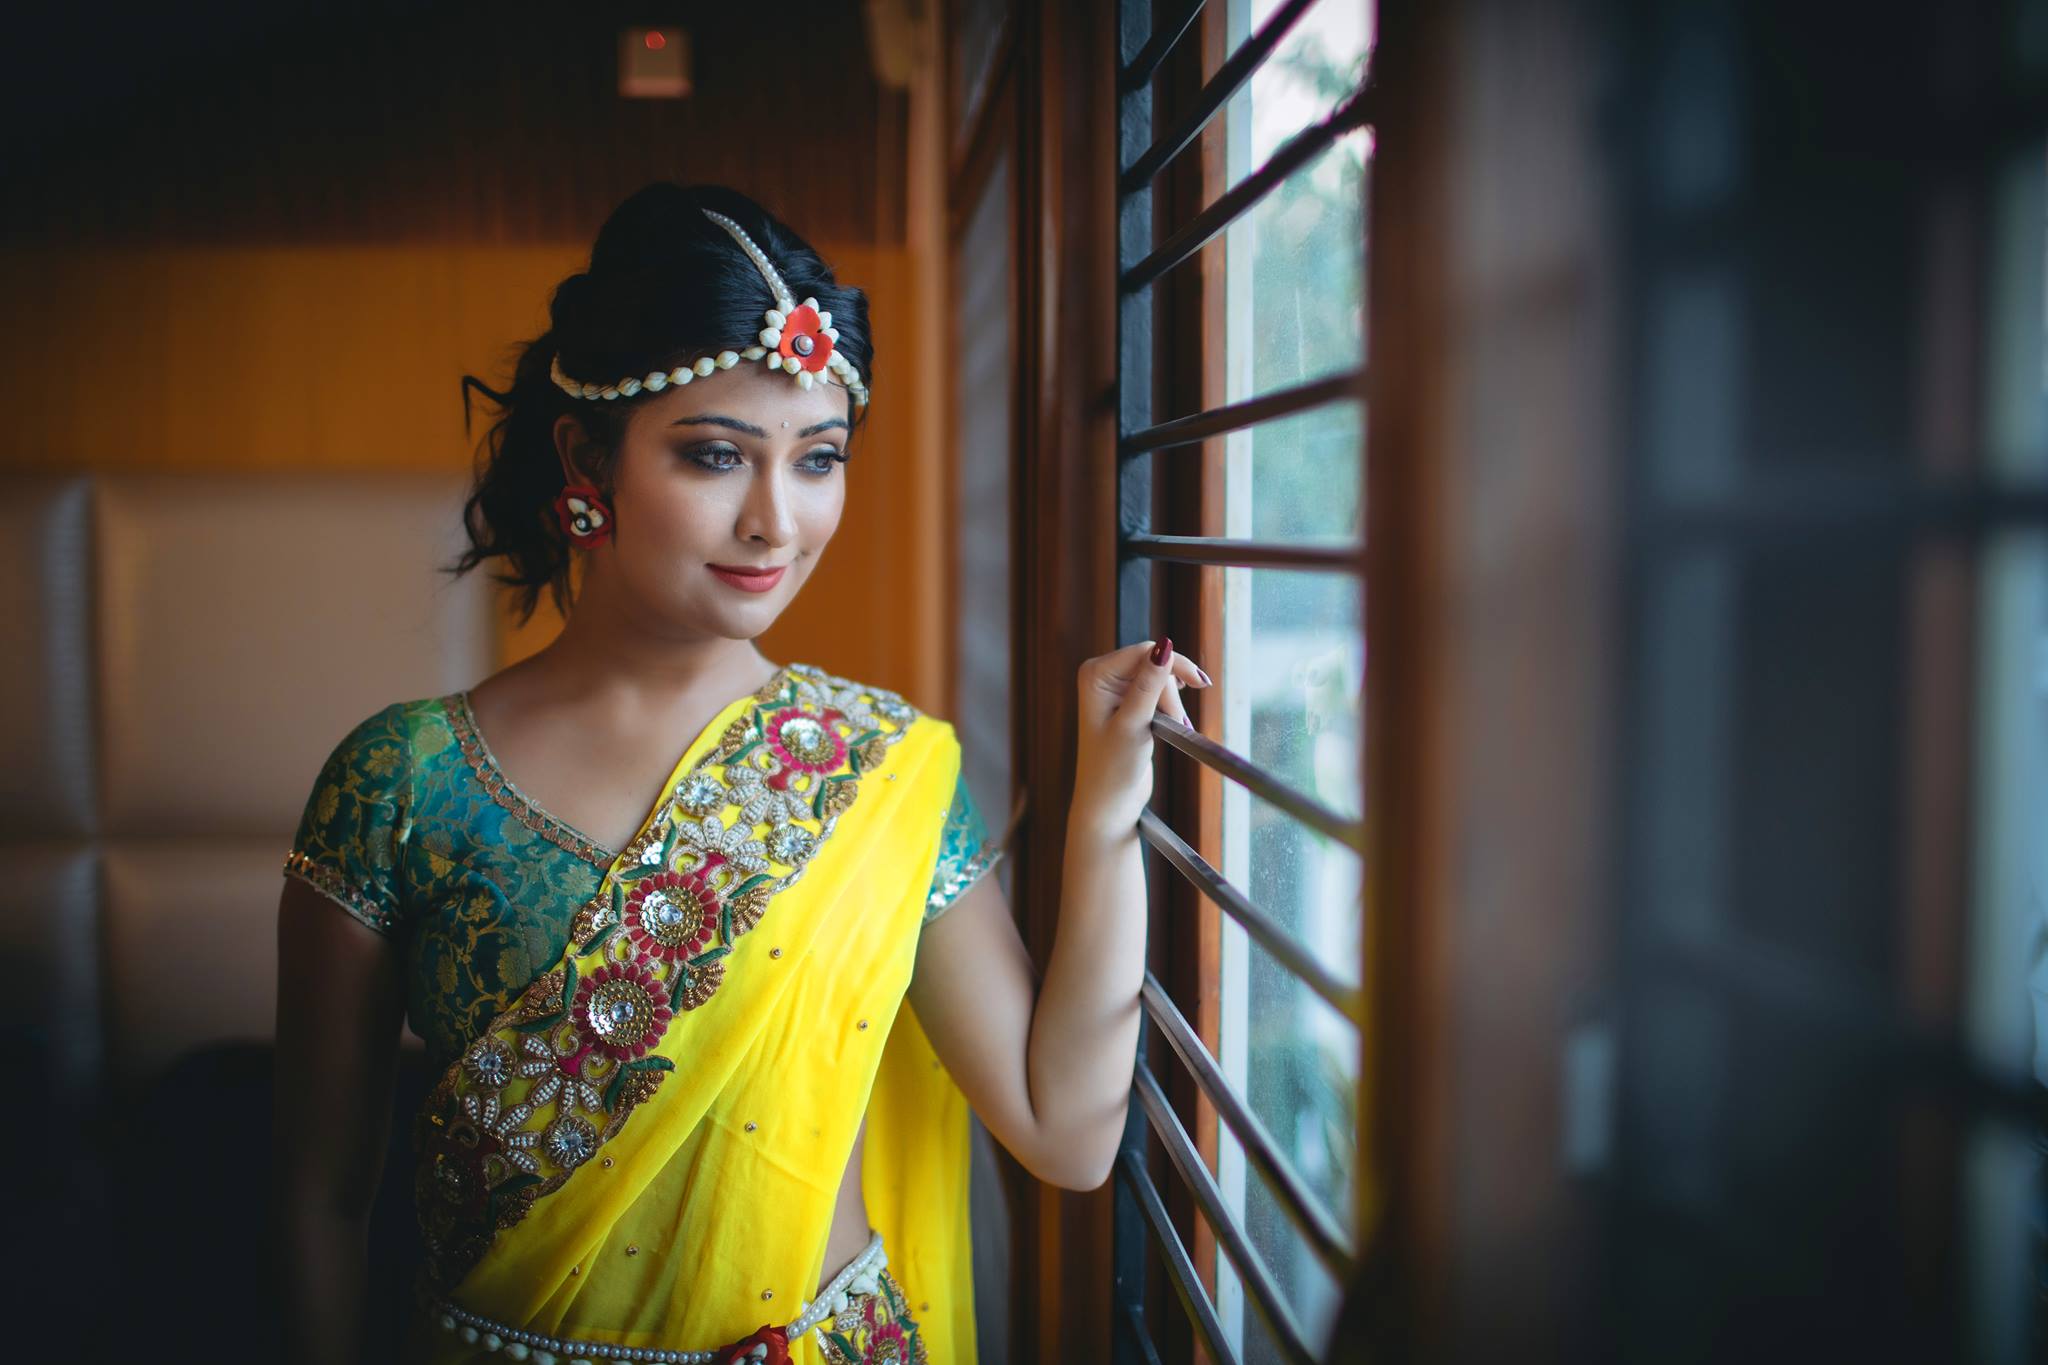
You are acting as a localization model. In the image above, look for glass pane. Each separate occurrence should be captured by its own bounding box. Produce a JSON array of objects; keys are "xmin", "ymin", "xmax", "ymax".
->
[
  {"xmin": 1247, "ymin": 401, "xmax": 1364, "ymax": 542},
  {"xmin": 1204, "ymin": 5, "xmax": 1372, "ymax": 1358},
  {"xmin": 1225, "ymin": 566, "xmax": 1363, "ymax": 820},
  {"xmin": 1195, "ymin": 128, "xmax": 1370, "ymax": 399},
  {"xmin": 1227, "ymin": 0, "xmax": 1375, "ymax": 191},
  {"xmin": 1217, "ymin": 790, "xmax": 1361, "ymax": 1360},
  {"xmin": 1205, "ymin": 556, "xmax": 1363, "ymax": 1363}
]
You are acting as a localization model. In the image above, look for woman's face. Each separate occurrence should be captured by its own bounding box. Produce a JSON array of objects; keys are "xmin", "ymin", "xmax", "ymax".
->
[{"xmin": 560, "ymin": 360, "xmax": 852, "ymax": 639}]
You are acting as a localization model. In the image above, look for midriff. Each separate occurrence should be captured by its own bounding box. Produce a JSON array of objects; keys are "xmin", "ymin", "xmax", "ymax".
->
[{"xmin": 817, "ymin": 1116, "xmax": 871, "ymax": 1295}]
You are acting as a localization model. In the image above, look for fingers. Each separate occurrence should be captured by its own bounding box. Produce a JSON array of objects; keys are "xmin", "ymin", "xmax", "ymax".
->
[
  {"xmin": 1079, "ymin": 639, "xmax": 1216, "ymax": 730},
  {"xmin": 1113, "ymin": 637, "xmax": 1181, "ymax": 736}
]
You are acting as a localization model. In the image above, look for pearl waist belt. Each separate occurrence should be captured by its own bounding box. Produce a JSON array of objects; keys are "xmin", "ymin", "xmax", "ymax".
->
[{"xmin": 429, "ymin": 1229, "xmax": 890, "ymax": 1365}]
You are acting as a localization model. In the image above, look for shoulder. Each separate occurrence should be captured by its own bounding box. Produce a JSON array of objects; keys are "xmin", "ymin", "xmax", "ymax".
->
[{"xmin": 312, "ymin": 695, "xmax": 450, "ymax": 784}]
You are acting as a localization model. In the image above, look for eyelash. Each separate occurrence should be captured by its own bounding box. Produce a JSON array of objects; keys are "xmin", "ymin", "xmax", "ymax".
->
[{"xmin": 683, "ymin": 443, "xmax": 847, "ymax": 475}]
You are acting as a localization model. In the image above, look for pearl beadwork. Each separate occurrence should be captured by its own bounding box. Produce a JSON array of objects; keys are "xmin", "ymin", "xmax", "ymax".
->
[{"xmin": 544, "ymin": 210, "xmax": 869, "ymax": 409}]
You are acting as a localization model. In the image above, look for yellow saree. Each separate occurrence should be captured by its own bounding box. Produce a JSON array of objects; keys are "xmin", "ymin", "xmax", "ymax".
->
[{"xmin": 402, "ymin": 663, "xmax": 975, "ymax": 1364}]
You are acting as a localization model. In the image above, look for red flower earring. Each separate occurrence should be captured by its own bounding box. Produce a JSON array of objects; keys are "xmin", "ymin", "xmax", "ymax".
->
[{"xmin": 554, "ymin": 483, "xmax": 612, "ymax": 548}]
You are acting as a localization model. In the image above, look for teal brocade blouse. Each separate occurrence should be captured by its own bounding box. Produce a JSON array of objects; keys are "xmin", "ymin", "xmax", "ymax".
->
[{"xmin": 284, "ymin": 694, "xmax": 1004, "ymax": 1072}]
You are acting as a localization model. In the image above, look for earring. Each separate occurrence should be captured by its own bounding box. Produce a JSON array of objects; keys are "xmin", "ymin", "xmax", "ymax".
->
[{"xmin": 554, "ymin": 482, "xmax": 613, "ymax": 548}]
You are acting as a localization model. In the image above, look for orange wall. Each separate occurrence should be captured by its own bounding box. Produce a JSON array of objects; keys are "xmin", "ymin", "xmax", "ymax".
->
[{"xmin": 0, "ymin": 241, "xmax": 945, "ymax": 706}]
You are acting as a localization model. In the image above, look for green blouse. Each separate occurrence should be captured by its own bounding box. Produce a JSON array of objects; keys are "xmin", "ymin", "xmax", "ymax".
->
[{"xmin": 283, "ymin": 693, "xmax": 1004, "ymax": 1072}]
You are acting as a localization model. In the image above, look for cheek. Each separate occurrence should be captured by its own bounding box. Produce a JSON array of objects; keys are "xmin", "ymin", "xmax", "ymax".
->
[
  {"xmin": 628, "ymin": 478, "xmax": 725, "ymax": 550},
  {"xmin": 803, "ymin": 480, "xmax": 848, "ymax": 545}
]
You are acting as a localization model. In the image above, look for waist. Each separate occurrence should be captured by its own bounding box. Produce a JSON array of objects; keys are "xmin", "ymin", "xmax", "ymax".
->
[{"xmin": 427, "ymin": 1228, "xmax": 888, "ymax": 1364}]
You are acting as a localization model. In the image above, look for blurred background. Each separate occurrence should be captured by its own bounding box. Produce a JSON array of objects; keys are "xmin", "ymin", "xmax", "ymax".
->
[{"xmin": 2, "ymin": 0, "xmax": 2047, "ymax": 1362}]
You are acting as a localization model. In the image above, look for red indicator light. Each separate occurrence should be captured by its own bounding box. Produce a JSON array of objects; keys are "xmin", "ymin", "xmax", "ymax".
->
[{"xmin": 644, "ymin": 30, "xmax": 666, "ymax": 50}]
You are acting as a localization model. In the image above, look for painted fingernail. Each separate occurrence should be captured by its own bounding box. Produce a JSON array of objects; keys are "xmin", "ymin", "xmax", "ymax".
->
[
  {"xmin": 1151, "ymin": 636, "xmax": 1172, "ymax": 666},
  {"xmin": 1194, "ymin": 664, "xmax": 1213, "ymax": 687}
]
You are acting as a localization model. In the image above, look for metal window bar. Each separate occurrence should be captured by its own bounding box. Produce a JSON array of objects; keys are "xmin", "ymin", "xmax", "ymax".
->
[
  {"xmin": 1140, "ymin": 808, "xmax": 1366, "ymax": 1023},
  {"xmin": 1135, "ymin": 1061, "xmax": 1322, "ymax": 1365},
  {"xmin": 1124, "ymin": 532, "xmax": 1362, "ymax": 571},
  {"xmin": 1116, "ymin": 0, "xmax": 1373, "ymax": 1358},
  {"xmin": 1120, "ymin": 0, "xmax": 1320, "ymax": 192},
  {"xmin": 1120, "ymin": 369, "xmax": 1364, "ymax": 455},
  {"xmin": 1122, "ymin": 79, "xmax": 1376, "ymax": 295},
  {"xmin": 1120, "ymin": 0, "xmax": 1208, "ymax": 94},
  {"xmin": 1149, "ymin": 714, "xmax": 1366, "ymax": 852},
  {"xmin": 1144, "ymin": 970, "xmax": 1360, "ymax": 1280},
  {"xmin": 1120, "ymin": 1148, "xmax": 1240, "ymax": 1365}
]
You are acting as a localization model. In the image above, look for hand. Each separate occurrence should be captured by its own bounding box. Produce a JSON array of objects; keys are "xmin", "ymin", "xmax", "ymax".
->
[{"xmin": 1070, "ymin": 637, "xmax": 1214, "ymax": 842}]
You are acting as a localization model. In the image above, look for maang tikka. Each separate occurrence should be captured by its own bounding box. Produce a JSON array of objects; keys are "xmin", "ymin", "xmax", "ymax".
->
[{"xmin": 548, "ymin": 209, "xmax": 868, "ymax": 408}]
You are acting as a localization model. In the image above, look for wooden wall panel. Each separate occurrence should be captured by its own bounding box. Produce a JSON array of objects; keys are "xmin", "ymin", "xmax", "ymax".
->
[
  {"xmin": 0, "ymin": 3, "xmax": 943, "ymax": 699},
  {"xmin": 2, "ymin": 2, "xmax": 905, "ymax": 248}
]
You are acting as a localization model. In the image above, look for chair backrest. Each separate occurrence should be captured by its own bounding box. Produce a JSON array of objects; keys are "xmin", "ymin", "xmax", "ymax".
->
[{"xmin": 0, "ymin": 472, "xmax": 495, "ymax": 1098}]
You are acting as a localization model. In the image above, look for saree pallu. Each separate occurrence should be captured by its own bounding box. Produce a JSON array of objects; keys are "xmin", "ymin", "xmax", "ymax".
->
[{"xmin": 401, "ymin": 665, "xmax": 975, "ymax": 1363}]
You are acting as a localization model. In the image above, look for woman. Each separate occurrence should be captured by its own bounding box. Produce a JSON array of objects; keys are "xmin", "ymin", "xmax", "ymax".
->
[{"xmin": 271, "ymin": 182, "xmax": 1209, "ymax": 1365}]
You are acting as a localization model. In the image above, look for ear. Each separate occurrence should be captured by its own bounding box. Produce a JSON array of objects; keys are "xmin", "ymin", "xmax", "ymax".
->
[{"xmin": 552, "ymin": 413, "xmax": 596, "ymax": 487}]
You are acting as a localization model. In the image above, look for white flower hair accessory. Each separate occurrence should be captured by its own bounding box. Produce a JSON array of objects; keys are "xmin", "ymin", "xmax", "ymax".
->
[{"xmin": 547, "ymin": 208, "xmax": 869, "ymax": 409}]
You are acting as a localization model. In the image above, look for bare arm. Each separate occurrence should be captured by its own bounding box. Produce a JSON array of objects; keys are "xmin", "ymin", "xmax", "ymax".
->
[
  {"xmin": 907, "ymin": 640, "xmax": 1205, "ymax": 1190},
  {"xmin": 271, "ymin": 878, "xmax": 407, "ymax": 1364}
]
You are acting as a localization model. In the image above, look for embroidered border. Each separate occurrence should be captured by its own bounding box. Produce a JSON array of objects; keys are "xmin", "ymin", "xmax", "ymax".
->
[
  {"xmin": 281, "ymin": 848, "xmax": 404, "ymax": 937},
  {"xmin": 447, "ymin": 691, "xmax": 616, "ymax": 871},
  {"xmin": 414, "ymin": 662, "xmax": 923, "ymax": 1292},
  {"xmin": 817, "ymin": 1265, "xmax": 931, "ymax": 1365},
  {"xmin": 926, "ymin": 838, "xmax": 1006, "ymax": 919}
]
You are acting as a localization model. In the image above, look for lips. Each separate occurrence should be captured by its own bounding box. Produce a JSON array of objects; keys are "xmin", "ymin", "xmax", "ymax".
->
[{"xmin": 707, "ymin": 562, "xmax": 787, "ymax": 593}]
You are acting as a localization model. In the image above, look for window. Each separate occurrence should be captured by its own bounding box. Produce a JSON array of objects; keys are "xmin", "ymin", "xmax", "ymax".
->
[{"xmin": 1110, "ymin": 2, "xmax": 1375, "ymax": 1362}]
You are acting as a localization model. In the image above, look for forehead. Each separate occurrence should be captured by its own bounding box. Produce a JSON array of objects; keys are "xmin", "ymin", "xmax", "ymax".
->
[{"xmin": 630, "ymin": 359, "xmax": 849, "ymax": 435}]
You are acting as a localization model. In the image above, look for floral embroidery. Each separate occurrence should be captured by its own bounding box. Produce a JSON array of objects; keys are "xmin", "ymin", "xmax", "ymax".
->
[
  {"xmin": 284, "ymin": 682, "xmax": 967, "ymax": 1076},
  {"xmin": 573, "ymin": 960, "xmax": 673, "ymax": 1062},
  {"xmin": 412, "ymin": 662, "xmax": 922, "ymax": 1291},
  {"xmin": 817, "ymin": 1267, "xmax": 930, "ymax": 1365},
  {"xmin": 622, "ymin": 868, "xmax": 722, "ymax": 961}
]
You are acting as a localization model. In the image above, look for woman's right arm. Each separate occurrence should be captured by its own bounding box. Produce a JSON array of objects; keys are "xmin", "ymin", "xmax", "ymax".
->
[{"xmin": 271, "ymin": 877, "xmax": 407, "ymax": 1365}]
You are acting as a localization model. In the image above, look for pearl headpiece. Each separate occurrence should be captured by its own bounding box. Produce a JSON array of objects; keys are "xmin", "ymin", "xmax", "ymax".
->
[{"xmin": 548, "ymin": 208, "xmax": 869, "ymax": 409}]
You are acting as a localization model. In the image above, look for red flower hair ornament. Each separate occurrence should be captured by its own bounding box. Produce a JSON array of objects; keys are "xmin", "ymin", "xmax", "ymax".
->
[{"xmin": 544, "ymin": 209, "xmax": 869, "ymax": 408}]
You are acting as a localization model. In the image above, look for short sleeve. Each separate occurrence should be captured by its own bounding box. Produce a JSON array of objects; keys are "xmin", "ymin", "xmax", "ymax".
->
[
  {"xmin": 924, "ymin": 772, "xmax": 1006, "ymax": 924},
  {"xmin": 281, "ymin": 703, "xmax": 414, "ymax": 938}
]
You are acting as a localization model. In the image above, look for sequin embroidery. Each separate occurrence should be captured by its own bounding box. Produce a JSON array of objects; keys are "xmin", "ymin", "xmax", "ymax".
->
[{"xmin": 410, "ymin": 662, "xmax": 921, "ymax": 1291}]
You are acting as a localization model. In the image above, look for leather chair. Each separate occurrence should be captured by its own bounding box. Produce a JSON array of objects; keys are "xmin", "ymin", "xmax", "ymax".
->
[{"xmin": 0, "ymin": 473, "xmax": 493, "ymax": 1360}]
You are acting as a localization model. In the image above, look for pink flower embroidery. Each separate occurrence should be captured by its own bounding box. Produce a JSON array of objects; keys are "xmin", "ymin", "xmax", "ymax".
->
[
  {"xmin": 764, "ymin": 707, "xmax": 847, "ymax": 778},
  {"xmin": 571, "ymin": 960, "xmax": 673, "ymax": 1063},
  {"xmin": 623, "ymin": 868, "xmax": 721, "ymax": 962}
]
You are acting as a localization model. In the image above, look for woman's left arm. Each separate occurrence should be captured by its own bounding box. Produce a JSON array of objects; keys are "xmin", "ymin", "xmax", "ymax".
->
[{"xmin": 905, "ymin": 639, "xmax": 1209, "ymax": 1191}]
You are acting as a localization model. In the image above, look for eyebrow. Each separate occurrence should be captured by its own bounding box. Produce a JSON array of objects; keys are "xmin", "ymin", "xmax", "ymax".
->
[{"xmin": 670, "ymin": 414, "xmax": 849, "ymax": 439}]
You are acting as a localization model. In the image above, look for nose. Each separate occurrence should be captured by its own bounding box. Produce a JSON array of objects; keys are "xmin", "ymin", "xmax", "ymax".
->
[{"xmin": 734, "ymin": 458, "xmax": 797, "ymax": 549}]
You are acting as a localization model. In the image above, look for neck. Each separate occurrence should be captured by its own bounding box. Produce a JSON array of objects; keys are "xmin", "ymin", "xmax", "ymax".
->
[{"xmin": 524, "ymin": 556, "xmax": 780, "ymax": 712}]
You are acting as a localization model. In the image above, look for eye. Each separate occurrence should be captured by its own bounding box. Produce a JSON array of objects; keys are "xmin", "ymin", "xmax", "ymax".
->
[
  {"xmin": 798, "ymin": 446, "xmax": 848, "ymax": 475},
  {"xmin": 684, "ymin": 443, "xmax": 744, "ymax": 472}
]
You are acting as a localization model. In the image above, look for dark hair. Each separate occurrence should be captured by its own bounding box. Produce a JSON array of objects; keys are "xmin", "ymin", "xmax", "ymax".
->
[{"xmin": 449, "ymin": 182, "xmax": 874, "ymax": 623}]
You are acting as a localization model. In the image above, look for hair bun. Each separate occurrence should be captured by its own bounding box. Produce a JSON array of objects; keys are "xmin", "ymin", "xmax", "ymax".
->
[{"xmin": 550, "ymin": 273, "xmax": 597, "ymax": 331}]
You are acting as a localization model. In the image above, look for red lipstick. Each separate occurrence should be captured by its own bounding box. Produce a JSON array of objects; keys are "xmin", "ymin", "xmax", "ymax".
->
[{"xmin": 707, "ymin": 562, "xmax": 787, "ymax": 593}]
